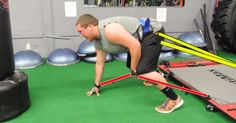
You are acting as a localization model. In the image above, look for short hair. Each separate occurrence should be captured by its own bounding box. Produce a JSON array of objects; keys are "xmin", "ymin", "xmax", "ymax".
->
[{"xmin": 76, "ymin": 14, "xmax": 98, "ymax": 28}]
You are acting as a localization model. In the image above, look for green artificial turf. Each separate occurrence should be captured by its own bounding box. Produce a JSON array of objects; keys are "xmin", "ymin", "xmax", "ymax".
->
[{"xmin": 5, "ymin": 51, "xmax": 236, "ymax": 123}]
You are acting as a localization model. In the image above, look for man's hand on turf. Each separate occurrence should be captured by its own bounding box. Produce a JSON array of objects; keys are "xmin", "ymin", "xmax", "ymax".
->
[
  {"xmin": 87, "ymin": 84, "xmax": 100, "ymax": 96},
  {"xmin": 130, "ymin": 69, "xmax": 137, "ymax": 77}
]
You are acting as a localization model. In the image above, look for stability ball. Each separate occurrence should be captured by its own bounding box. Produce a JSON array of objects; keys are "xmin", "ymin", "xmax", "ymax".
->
[
  {"xmin": 14, "ymin": 50, "xmax": 44, "ymax": 69},
  {"xmin": 175, "ymin": 32, "xmax": 207, "ymax": 58},
  {"xmin": 47, "ymin": 48, "xmax": 80, "ymax": 66}
]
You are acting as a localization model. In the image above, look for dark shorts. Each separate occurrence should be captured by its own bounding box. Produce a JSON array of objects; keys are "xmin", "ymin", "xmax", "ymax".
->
[{"xmin": 126, "ymin": 27, "xmax": 165, "ymax": 75}]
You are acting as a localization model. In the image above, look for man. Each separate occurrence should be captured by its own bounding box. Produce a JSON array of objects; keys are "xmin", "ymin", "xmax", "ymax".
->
[{"xmin": 76, "ymin": 14, "xmax": 184, "ymax": 113}]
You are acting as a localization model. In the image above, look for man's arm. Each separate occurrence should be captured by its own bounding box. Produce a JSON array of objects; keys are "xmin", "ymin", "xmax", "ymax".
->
[
  {"xmin": 95, "ymin": 49, "xmax": 107, "ymax": 86},
  {"xmin": 104, "ymin": 23, "xmax": 141, "ymax": 73},
  {"xmin": 87, "ymin": 49, "xmax": 107, "ymax": 96}
]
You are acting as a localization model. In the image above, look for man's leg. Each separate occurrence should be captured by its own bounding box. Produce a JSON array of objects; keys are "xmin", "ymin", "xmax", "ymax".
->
[
  {"xmin": 143, "ymin": 71, "xmax": 164, "ymax": 86},
  {"xmin": 133, "ymin": 28, "xmax": 184, "ymax": 113},
  {"xmin": 140, "ymin": 71, "xmax": 184, "ymax": 113}
]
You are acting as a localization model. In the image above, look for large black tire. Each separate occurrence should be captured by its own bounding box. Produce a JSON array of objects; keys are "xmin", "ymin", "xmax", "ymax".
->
[{"xmin": 211, "ymin": 0, "xmax": 236, "ymax": 53}]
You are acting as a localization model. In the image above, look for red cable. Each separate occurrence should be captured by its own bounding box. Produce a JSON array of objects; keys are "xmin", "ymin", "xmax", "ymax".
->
[
  {"xmin": 100, "ymin": 73, "xmax": 131, "ymax": 86},
  {"xmin": 137, "ymin": 75, "xmax": 209, "ymax": 98},
  {"xmin": 99, "ymin": 73, "xmax": 209, "ymax": 98}
]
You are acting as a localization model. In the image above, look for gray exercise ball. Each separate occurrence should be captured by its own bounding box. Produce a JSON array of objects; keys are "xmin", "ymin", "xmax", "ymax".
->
[
  {"xmin": 14, "ymin": 50, "xmax": 44, "ymax": 69},
  {"xmin": 159, "ymin": 51, "xmax": 175, "ymax": 60},
  {"xmin": 178, "ymin": 32, "xmax": 206, "ymax": 47},
  {"xmin": 83, "ymin": 54, "xmax": 114, "ymax": 63},
  {"xmin": 77, "ymin": 40, "xmax": 96, "ymax": 57},
  {"xmin": 175, "ymin": 32, "xmax": 206, "ymax": 58},
  {"xmin": 162, "ymin": 45, "xmax": 174, "ymax": 51},
  {"xmin": 47, "ymin": 48, "xmax": 80, "ymax": 66},
  {"xmin": 114, "ymin": 53, "xmax": 128, "ymax": 62}
]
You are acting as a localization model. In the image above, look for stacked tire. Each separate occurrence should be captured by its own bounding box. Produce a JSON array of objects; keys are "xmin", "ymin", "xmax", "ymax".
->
[{"xmin": 211, "ymin": 0, "xmax": 236, "ymax": 53}]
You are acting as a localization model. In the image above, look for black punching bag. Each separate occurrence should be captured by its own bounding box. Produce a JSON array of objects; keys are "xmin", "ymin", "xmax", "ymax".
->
[
  {"xmin": 0, "ymin": 0, "xmax": 15, "ymax": 80},
  {"xmin": 0, "ymin": 1, "xmax": 31, "ymax": 121}
]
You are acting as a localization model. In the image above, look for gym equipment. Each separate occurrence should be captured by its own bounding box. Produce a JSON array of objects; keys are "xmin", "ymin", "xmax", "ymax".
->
[
  {"xmin": 14, "ymin": 50, "xmax": 44, "ymax": 69},
  {"xmin": 83, "ymin": 54, "xmax": 114, "ymax": 63},
  {"xmin": 100, "ymin": 73, "xmax": 131, "ymax": 86},
  {"xmin": 97, "ymin": 32, "xmax": 236, "ymax": 120},
  {"xmin": 162, "ymin": 45, "xmax": 174, "ymax": 51},
  {"xmin": 77, "ymin": 40, "xmax": 114, "ymax": 63},
  {"xmin": 47, "ymin": 48, "xmax": 80, "ymax": 66},
  {"xmin": 159, "ymin": 51, "xmax": 175, "ymax": 60},
  {"xmin": 177, "ymin": 32, "xmax": 206, "ymax": 47},
  {"xmin": 158, "ymin": 32, "xmax": 235, "ymax": 66},
  {"xmin": 0, "ymin": 71, "xmax": 31, "ymax": 121},
  {"xmin": 176, "ymin": 49, "xmax": 199, "ymax": 58},
  {"xmin": 175, "ymin": 32, "xmax": 207, "ymax": 58},
  {"xmin": 200, "ymin": 4, "xmax": 214, "ymax": 52},
  {"xmin": 161, "ymin": 0, "xmax": 178, "ymax": 6},
  {"xmin": 114, "ymin": 52, "xmax": 128, "ymax": 61},
  {"xmin": 77, "ymin": 40, "xmax": 96, "ymax": 57},
  {"xmin": 161, "ymin": 40, "xmax": 236, "ymax": 68},
  {"xmin": 99, "ymin": 72, "xmax": 208, "ymax": 98},
  {"xmin": 0, "ymin": 1, "xmax": 31, "ymax": 121},
  {"xmin": 0, "ymin": 0, "xmax": 14, "ymax": 80},
  {"xmin": 158, "ymin": 60, "xmax": 236, "ymax": 120},
  {"xmin": 193, "ymin": 19, "xmax": 204, "ymax": 40},
  {"xmin": 211, "ymin": 0, "xmax": 236, "ymax": 53},
  {"xmin": 98, "ymin": 62, "xmax": 236, "ymax": 119}
]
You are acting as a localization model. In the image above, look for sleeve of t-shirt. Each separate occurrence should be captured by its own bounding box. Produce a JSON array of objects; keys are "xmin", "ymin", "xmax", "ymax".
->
[{"xmin": 94, "ymin": 40, "xmax": 102, "ymax": 50}]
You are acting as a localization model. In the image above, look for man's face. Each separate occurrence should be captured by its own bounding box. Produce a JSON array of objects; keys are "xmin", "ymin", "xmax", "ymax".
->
[{"xmin": 76, "ymin": 24, "xmax": 94, "ymax": 42}]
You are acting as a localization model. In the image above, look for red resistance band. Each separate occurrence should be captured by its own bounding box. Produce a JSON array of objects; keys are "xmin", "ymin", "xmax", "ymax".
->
[
  {"xmin": 137, "ymin": 75, "xmax": 209, "ymax": 98},
  {"xmin": 100, "ymin": 73, "xmax": 131, "ymax": 86},
  {"xmin": 100, "ymin": 73, "xmax": 210, "ymax": 99}
]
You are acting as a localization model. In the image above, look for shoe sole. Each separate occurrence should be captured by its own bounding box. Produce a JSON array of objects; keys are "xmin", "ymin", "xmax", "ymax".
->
[{"xmin": 155, "ymin": 99, "xmax": 184, "ymax": 113}]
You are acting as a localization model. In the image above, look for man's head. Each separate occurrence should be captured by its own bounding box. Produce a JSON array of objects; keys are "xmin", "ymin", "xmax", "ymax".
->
[{"xmin": 76, "ymin": 14, "xmax": 99, "ymax": 41}]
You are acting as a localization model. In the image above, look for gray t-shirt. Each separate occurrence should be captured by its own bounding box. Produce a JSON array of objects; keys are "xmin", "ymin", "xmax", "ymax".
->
[{"xmin": 94, "ymin": 16, "xmax": 162, "ymax": 53}]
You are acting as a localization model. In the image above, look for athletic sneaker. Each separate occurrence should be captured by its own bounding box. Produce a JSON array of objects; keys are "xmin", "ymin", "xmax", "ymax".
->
[{"xmin": 155, "ymin": 96, "xmax": 184, "ymax": 113}]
